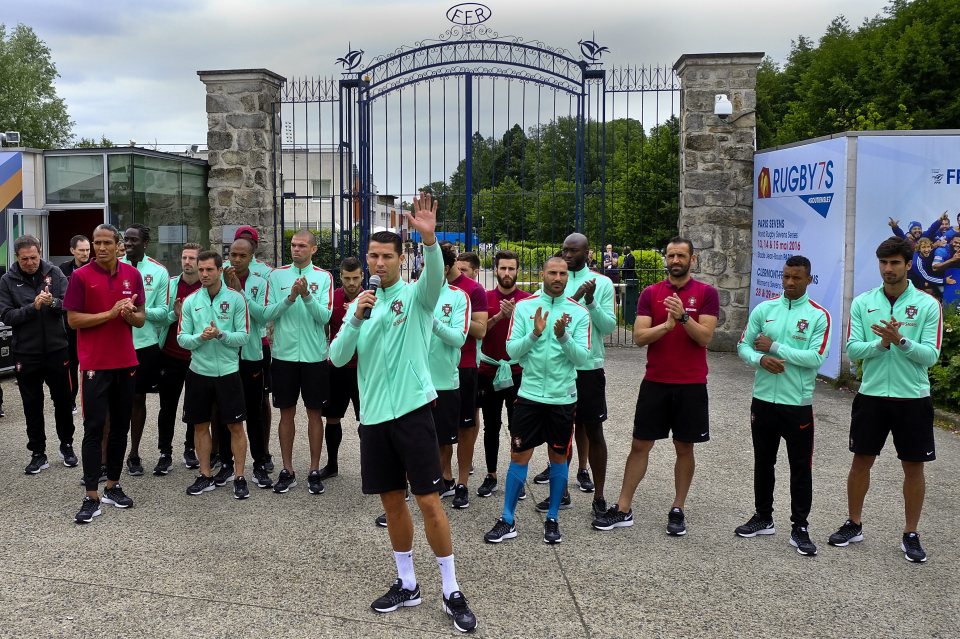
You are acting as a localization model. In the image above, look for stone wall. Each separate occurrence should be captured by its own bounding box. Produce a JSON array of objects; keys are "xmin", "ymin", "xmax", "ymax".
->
[
  {"xmin": 673, "ymin": 53, "xmax": 764, "ymax": 351},
  {"xmin": 197, "ymin": 69, "xmax": 285, "ymax": 262}
]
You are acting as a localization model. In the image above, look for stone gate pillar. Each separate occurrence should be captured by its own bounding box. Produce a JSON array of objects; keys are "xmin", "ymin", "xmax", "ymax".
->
[
  {"xmin": 673, "ymin": 53, "xmax": 764, "ymax": 351},
  {"xmin": 197, "ymin": 68, "xmax": 285, "ymax": 263}
]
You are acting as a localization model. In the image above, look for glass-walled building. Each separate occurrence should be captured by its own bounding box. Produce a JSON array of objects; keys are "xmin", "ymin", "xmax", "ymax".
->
[{"xmin": 43, "ymin": 148, "xmax": 209, "ymax": 274}]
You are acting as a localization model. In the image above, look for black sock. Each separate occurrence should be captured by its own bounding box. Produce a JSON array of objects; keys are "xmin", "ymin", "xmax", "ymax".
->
[{"xmin": 325, "ymin": 423, "xmax": 342, "ymax": 467}]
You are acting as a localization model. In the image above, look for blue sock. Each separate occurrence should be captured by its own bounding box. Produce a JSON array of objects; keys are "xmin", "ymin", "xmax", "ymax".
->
[
  {"xmin": 501, "ymin": 462, "xmax": 528, "ymax": 525},
  {"xmin": 547, "ymin": 461, "xmax": 568, "ymax": 520}
]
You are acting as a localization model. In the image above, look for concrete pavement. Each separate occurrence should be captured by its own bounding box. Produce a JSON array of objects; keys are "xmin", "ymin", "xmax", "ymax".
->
[{"xmin": 0, "ymin": 349, "xmax": 957, "ymax": 638}]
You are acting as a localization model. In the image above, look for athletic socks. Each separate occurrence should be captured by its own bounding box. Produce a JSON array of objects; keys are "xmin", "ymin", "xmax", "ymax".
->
[
  {"xmin": 547, "ymin": 461, "xmax": 568, "ymax": 520},
  {"xmin": 325, "ymin": 422, "xmax": 343, "ymax": 466},
  {"xmin": 501, "ymin": 461, "xmax": 528, "ymax": 525},
  {"xmin": 435, "ymin": 554, "xmax": 461, "ymax": 598},
  {"xmin": 394, "ymin": 550, "xmax": 416, "ymax": 591}
]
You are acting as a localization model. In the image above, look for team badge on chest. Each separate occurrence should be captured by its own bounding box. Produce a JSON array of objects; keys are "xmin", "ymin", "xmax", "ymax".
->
[
  {"xmin": 391, "ymin": 300, "xmax": 404, "ymax": 315},
  {"xmin": 796, "ymin": 319, "xmax": 809, "ymax": 334},
  {"xmin": 309, "ymin": 282, "xmax": 318, "ymax": 294},
  {"xmin": 145, "ymin": 274, "xmax": 153, "ymax": 286},
  {"xmin": 905, "ymin": 305, "xmax": 917, "ymax": 320},
  {"xmin": 442, "ymin": 303, "xmax": 452, "ymax": 317},
  {"xmin": 220, "ymin": 301, "xmax": 230, "ymax": 313}
]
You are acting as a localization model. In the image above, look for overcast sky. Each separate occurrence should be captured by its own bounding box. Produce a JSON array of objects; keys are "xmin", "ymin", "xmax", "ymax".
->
[{"xmin": 6, "ymin": 0, "xmax": 888, "ymax": 150}]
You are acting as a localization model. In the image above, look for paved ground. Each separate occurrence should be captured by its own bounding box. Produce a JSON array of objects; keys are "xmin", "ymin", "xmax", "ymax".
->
[{"xmin": 0, "ymin": 349, "xmax": 958, "ymax": 638}]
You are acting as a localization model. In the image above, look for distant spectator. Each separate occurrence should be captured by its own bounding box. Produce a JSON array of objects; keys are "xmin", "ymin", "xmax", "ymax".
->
[{"xmin": 621, "ymin": 246, "xmax": 636, "ymax": 281}]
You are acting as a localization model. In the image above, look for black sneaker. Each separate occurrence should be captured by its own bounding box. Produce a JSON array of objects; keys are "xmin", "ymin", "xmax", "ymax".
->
[
  {"xmin": 186, "ymin": 475, "xmax": 216, "ymax": 496},
  {"xmin": 442, "ymin": 590, "xmax": 478, "ymax": 633},
  {"xmin": 592, "ymin": 506, "xmax": 634, "ymax": 531},
  {"xmin": 273, "ymin": 469, "xmax": 297, "ymax": 493},
  {"xmin": 74, "ymin": 497, "xmax": 101, "ymax": 524},
  {"xmin": 901, "ymin": 532, "xmax": 927, "ymax": 563},
  {"xmin": 533, "ymin": 466, "xmax": 550, "ymax": 484},
  {"xmin": 439, "ymin": 478, "xmax": 456, "ymax": 498},
  {"xmin": 308, "ymin": 470, "xmax": 325, "ymax": 494},
  {"xmin": 317, "ymin": 464, "xmax": 338, "ymax": 480},
  {"xmin": 667, "ymin": 507, "xmax": 687, "ymax": 536},
  {"xmin": 233, "ymin": 476, "xmax": 250, "ymax": 500},
  {"xmin": 153, "ymin": 454, "xmax": 173, "ymax": 476},
  {"xmin": 59, "ymin": 445, "xmax": 79, "ymax": 468},
  {"xmin": 790, "ymin": 525, "xmax": 817, "ymax": 556},
  {"xmin": 735, "ymin": 514, "xmax": 776, "ymax": 538},
  {"xmin": 371, "ymin": 578, "xmax": 422, "ymax": 613},
  {"xmin": 213, "ymin": 464, "xmax": 235, "ymax": 487},
  {"xmin": 543, "ymin": 518, "xmax": 562, "ymax": 544},
  {"xmin": 476, "ymin": 475, "xmax": 497, "ymax": 497},
  {"xmin": 484, "ymin": 518, "xmax": 517, "ymax": 544},
  {"xmin": 126, "ymin": 456, "xmax": 144, "ymax": 476},
  {"xmin": 591, "ymin": 497, "xmax": 608, "ymax": 519},
  {"xmin": 828, "ymin": 519, "xmax": 864, "ymax": 547},
  {"xmin": 576, "ymin": 468, "xmax": 595, "ymax": 493},
  {"xmin": 102, "ymin": 483, "xmax": 134, "ymax": 508},
  {"xmin": 25, "ymin": 453, "xmax": 49, "ymax": 475},
  {"xmin": 519, "ymin": 485, "xmax": 527, "ymax": 500},
  {"xmin": 452, "ymin": 484, "xmax": 469, "ymax": 509},
  {"xmin": 183, "ymin": 448, "xmax": 200, "ymax": 470},
  {"xmin": 252, "ymin": 465, "xmax": 273, "ymax": 489},
  {"xmin": 375, "ymin": 513, "xmax": 388, "ymax": 528},
  {"xmin": 534, "ymin": 492, "xmax": 571, "ymax": 513},
  {"xmin": 263, "ymin": 456, "xmax": 275, "ymax": 473}
]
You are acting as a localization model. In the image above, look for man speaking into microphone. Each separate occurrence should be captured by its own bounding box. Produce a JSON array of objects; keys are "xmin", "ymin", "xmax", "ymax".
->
[{"xmin": 330, "ymin": 192, "xmax": 477, "ymax": 633}]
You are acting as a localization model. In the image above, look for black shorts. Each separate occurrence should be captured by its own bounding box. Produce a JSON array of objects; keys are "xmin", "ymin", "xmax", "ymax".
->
[
  {"xmin": 432, "ymin": 389, "xmax": 460, "ymax": 445},
  {"xmin": 325, "ymin": 365, "xmax": 360, "ymax": 420},
  {"xmin": 271, "ymin": 359, "xmax": 329, "ymax": 410},
  {"xmin": 575, "ymin": 368, "xmax": 608, "ymax": 424},
  {"xmin": 134, "ymin": 345, "xmax": 162, "ymax": 394},
  {"xmin": 359, "ymin": 404, "xmax": 443, "ymax": 496},
  {"xmin": 182, "ymin": 370, "xmax": 246, "ymax": 425},
  {"xmin": 632, "ymin": 380, "xmax": 710, "ymax": 443},
  {"xmin": 458, "ymin": 367, "xmax": 478, "ymax": 427},
  {"xmin": 509, "ymin": 398, "xmax": 575, "ymax": 455},
  {"xmin": 849, "ymin": 394, "xmax": 936, "ymax": 462},
  {"xmin": 262, "ymin": 343, "xmax": 273, "ymax": 394}
]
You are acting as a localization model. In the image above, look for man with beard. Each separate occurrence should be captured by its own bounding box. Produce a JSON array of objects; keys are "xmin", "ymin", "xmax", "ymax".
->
[
  {"xmin": 829, "ymin": 236, "xmax": 943, "ymax": 563},
  {"xmin": 592, "ymin": 237, "xmax": 718, "ymax": 536},
  {"xmin": 121, "ymin": 224, "xmax": 171, "ymax": 476},
  {"xmin": 318, "ymin": 256, "xmax": 364, "ymax": 480},
  {"xmin": 533, "ymin": 233, "xmax": 616, "ymax": 518},
  {"xmin": 483, "ymin": 257, "xmax": 591, "ymax": 546},
  {"xmin": 476, "ymin": 250, "xmax": 530, "ymax": 498},
  {"xmin": 153, "ymin": 243, "xmax": 202, "ymax": 475},
  {"xmin": 59, "ymin": 234, "xmax": 91, "ymax": 413}
]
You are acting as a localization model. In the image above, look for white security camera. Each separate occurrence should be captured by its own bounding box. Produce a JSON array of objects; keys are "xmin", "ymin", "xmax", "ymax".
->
[{"xmin": 714, "ymin": 94, "xmax": 733, "ymax": 119}]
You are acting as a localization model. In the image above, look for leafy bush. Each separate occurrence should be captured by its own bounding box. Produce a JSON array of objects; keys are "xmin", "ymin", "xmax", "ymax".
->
[{"xmin": 930, "ymin": 309, "xmax": 960, "ymax": 412}]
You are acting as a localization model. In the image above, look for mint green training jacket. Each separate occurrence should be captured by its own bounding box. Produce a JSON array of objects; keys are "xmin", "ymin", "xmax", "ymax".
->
[
  {"xmin": 564, "ymin": 266, "xmax": 617, "ymax": 370},
  {"xmin": 429, "ymin": 285, "xmax": 471, "ymax": 391},
  {"xmin": 846, "ymin": 282, "xmax": 943, "ymax": 398},
  {"xmin": 507, "ymin": 292, "xmax": 592, "ymax": 405},
  {"xmin": 263, "ymin": 264, "xmax": 333, "ymax": 363},
  {"xmin": 237, "ymin": 272, "xmax": 267, "ymax": 362},
  {"xmin": 177, "ymin": 284, "xmax": 248, "ymax": 377},
  {"xmin": 329, "ymin": 241, "xmax": 444, "ymax": 425},
  {"xmin": 121, "ymin": 255, "xmax": 170, "ymax": 349},
  {"xmin": 737, "ymin": 292, "xmax": 831, "ymax": 406}
]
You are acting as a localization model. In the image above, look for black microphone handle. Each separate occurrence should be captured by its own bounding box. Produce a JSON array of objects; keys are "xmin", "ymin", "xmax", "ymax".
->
[{"xmin": 362, "ymin": 285, "xmax": 379, "ymax": 320}]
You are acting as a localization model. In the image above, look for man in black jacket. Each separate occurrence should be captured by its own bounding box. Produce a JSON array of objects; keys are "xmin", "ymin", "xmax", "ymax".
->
[
  {"xmin": 59, "ymin": 234, "xmax": 90, "ymax": 413},
  {"xmin": 0, "ymin": 235, "xmax": 76, "ymax": 474}
]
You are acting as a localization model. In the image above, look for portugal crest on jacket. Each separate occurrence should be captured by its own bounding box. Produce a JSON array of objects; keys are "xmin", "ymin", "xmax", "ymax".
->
[
  {"xmin": 391, "ymin": 300, "xmax": 404, "ymax": 315},
  {"xmin": 442, "ymin": 303, "xmax": 452, "ymax": 317},
  {"xmin": 145, "ymin": 274, "xmax": 153, "ymax": 286},
  {"xmin": 309, "ymin": 282, "xmax": 318, "ymax": 294},
  {"xmin": 220, "ymin": 301, "xmax": 230, "ymax": 313},
  {"xmin": 796, "ymin": 319, "xmax": 808, "ymax": 334},
  {"xmin": 561, "ymin": 312, "xmax": 573, "ymax": 327},
  {"xmin": 906, "ymin": 305, "xmax": 918, "ymax": 319}
]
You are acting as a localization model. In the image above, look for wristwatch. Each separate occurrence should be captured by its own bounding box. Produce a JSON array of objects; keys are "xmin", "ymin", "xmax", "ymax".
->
[
  {"xmin": 898, "ymin": 337, "xmax": 907, "ymax": 348},
  {"xmin": 679, "ymin": 312, "xmax": 690, "ymax": 325}
]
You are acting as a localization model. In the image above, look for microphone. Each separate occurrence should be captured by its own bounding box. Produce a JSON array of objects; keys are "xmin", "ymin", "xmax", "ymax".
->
[{"xmin": 362, "ymin": 274, "xmax": 381, "ymax": 320}]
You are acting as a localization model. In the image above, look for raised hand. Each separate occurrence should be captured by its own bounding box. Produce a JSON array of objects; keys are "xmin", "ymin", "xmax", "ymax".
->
[
  {"xmin": 498, "ymin": 299, "xmax": 517, "ymax": 319},
  {"xmin": 574, "ymin": 279, "xmax": 597, "ymax": 305},
  {"xmin": 553, "ymin": 317, "xmax": 566, "ymax": 339},
  {"xmin": 663, "ymin": 293, "xmax": 684, "ymax": 320},
  {"xmin": 223, "ymin": 266, "xmax": 241, "ymax": 291},
  {"xmin": 887, "ymin": 216, "xmax": 898, "ymax": 228},
  {"xmin": 404, "ymin": 191, "xmax": 438, "ymax": 241},
  {"xmin": 353, "ymin": 290, "xmax": 376, "ymax": 320},
  {"xmin": 532, "ymin": 306, "xmax": 548, "ymax": 337}
]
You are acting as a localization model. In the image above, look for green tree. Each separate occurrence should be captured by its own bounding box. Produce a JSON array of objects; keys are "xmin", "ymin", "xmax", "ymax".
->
[
  {"xmin": 74, "ymin": 135, "xmax": 115, "ymax": 148},
  {"xmin": 0, "ymin": 23, "xmax": 73, "ymax": 148}
]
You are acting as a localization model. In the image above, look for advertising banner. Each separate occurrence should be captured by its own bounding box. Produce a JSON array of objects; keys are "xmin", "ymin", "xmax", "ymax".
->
[
  {"xmin": 752, "ymin": 138, "xmax": 847, "ymax": 378},
  {"xmin": 854, "ymin": 136, "xmax": 960, "ymax": 314}
]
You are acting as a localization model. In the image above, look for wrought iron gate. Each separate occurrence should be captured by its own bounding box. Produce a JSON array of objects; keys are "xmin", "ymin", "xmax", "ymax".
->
[{"xmin": 274, "ymin": 8, "xmax": 679, "ymax": 344}]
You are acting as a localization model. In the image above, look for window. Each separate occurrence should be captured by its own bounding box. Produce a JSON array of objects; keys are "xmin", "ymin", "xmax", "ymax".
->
[{"xmin": 311, "ymin": 179, "xmax": 332, "ymax": 201}]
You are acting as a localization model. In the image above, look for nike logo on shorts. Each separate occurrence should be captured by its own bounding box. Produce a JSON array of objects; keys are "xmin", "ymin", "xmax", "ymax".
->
[
  {"xmin": 432, "ymin": 477, "xmax": 442, "ymax": 485},
  {"xmin": 926, "ymin": 451, "xmax": 934, "ymax": 456},
  {"xmin": 799, "ymin": 423, "xmax": 811, "ymax": 430}
]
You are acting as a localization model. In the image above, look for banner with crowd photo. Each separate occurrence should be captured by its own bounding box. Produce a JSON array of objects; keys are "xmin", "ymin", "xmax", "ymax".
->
[
  {"xmin": 752, "ymin": 137, "xmax": 847, "ymax": 378},
  {"xmin": 854, "ymin": 136, "xmax": 960, "ymax": 314}
]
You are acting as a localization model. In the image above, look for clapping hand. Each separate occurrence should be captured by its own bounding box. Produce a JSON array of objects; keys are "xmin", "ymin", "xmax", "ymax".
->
[{"xmin": 532, "ymin": 306, "xmax": 548, "ymax": 337}]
